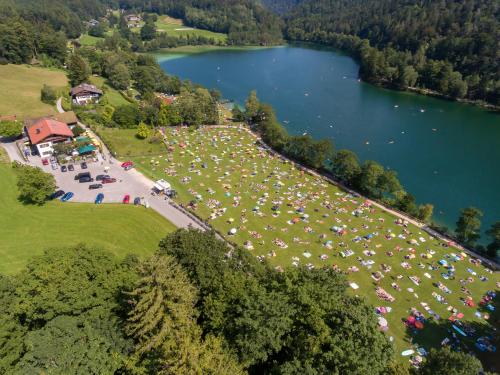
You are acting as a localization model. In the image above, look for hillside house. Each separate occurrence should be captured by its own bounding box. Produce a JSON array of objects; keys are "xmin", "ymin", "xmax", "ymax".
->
[{"xmin": 70, "ymin": 84, "xmax": 103, "ymax": 105}]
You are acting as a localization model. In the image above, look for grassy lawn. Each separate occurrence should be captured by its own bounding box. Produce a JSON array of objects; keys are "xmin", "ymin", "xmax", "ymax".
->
[
  {"xmin": 79, "ymin": 33, "xmax": 103, "ymax": 46},
  {"xmin": 154, "ymin": 16, "xmax": 227, "ymax": 42},
  {"xmin": 102, "ymin": 125, "xmax": 499, "ymax": 361},
  {"xmin": 0, "ymin": 149, "xmax": 176, "ymax": 275},
  {"xmin": 89, "ymin": 76, "xmax": 131, "ymax": 107},
  {"xmin": 0, "ymin": 65, "xmax": 67, "ymax": 119},
  {"xmin": 97, "ymin": 127, "xmax": 166, "ymax": 157}
]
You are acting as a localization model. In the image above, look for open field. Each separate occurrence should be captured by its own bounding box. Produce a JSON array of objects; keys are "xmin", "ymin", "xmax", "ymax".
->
[
  {"xmin": 98, "ymin": 127, "xmax": 166, "ymax": 156},
  {"xmin": 89, "ymin": 76, "xmax": 130, "ymax": 107},
  {"xmin": 78, "ymin": 33, "xmax": 103, "ymax": 46},
  {"xmin": 102, "ymin": 125, "xmax": 499, "ymax": 360},
  {"xmin": 0, "ymin": 149, "xmax": 176, "ymax": 275},
  {"xmin": 155, "ymin": 16, "xmax": 227, "ymax": 42},
  {"xmin": 0, "ymin": 65, "xmax": 67, "ymax": 119}
]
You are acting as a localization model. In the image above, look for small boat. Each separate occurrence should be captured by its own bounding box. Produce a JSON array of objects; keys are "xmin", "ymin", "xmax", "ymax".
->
[
  {"xmin": 394, "ymin": 105, "xmax": 399, "ymax": 108},
  {"xmin": 302, "ymin": 132, "xmax": 308, "ymax": 136},
  {"xmin": 304, "ymin": 93, "xmax": 309, "ymax": 97},
  {"xmin": 365, "ymin": 141, "xmax": 370, "ymax": 145},
  {"xmin": 432, "ymin": 128, "xmax": 437, "ymax": 131},
  {"xmin": 388, "ymin": 140, "xmax": 395, "ymax": 144},
  {"xmin": 420, "ymin": 108, "xmax": 425, "ymax": 113},
  {"xmin": 283, "ymin": 120, "xmax": 290, "ymax": 124},
  {"xmin": 401, "ymin": 349, "xmax": 414, "ymax": 356}
]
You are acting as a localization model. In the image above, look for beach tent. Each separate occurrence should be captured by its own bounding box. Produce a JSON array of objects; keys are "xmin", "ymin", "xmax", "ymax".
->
[{"xmin": 378, "ymin": 317, "xmax": 388, "ymax": 327}]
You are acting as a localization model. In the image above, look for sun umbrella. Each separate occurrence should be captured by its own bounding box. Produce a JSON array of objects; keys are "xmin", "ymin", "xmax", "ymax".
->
[{"xmin": 229, "ymin": 228, "xmax": 237, "ymax": 235}]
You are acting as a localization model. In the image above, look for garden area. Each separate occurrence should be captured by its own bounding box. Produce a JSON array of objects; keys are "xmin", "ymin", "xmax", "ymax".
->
[{"xmin": 110, "ymin": 125, "xmax": 500, "ymax": 361}]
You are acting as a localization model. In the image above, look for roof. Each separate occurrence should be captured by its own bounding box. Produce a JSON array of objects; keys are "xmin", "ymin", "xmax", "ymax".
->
[
  {"xmin": 27, "ymin": 118, "xmax": 74, "ymax": 145},
  {"xmin": 70, "ymin": 84, "xmax": 103, "ymax": 97},
  {"xmin": 154, "ymin": 179, "xmax": 171, "ymax": 191},
  {"xmin": 52, "ymin": 111, "xmax": 78, "ymax": 125}
]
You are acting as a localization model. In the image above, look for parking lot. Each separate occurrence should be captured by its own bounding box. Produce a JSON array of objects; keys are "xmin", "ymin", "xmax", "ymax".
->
[{"xmin": 35, "ymin": 155, "xmax": 148, "ymax": 203}]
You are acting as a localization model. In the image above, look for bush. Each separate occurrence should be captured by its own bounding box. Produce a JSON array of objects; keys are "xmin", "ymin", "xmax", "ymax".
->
[
  {"xmin": 41, "ymin": 85, "xmax": 57, "ymax": 104},
  {"xmin": 72, "ymin": 124, "xmax": 85, "ymax": 137},
  {"xmin": 13, "ymin": 164, "xmax": 56, "ymax": 205},
  {"xmin": 0, "ymin": 120, "xmax": 23, "ymax": 138}
]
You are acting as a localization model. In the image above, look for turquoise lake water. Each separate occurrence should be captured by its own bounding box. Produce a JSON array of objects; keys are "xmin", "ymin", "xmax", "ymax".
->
[{"xmin": 157, "ymin": 45, "xmax": 500, "ymax": 239}]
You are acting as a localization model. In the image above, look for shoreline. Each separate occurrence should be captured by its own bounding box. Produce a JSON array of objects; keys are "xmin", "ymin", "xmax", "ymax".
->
[{"xmin": 152, "ymin": 45, "xmax": 282, "ymax": 62}]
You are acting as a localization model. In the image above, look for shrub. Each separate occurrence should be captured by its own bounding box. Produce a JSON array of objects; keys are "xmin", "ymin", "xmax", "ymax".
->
[{"xmin": 41, "ymin": 85, "xmax": 57, "ymax": 104}]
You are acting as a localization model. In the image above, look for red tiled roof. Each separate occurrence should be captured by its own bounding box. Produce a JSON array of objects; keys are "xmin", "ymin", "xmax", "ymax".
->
[{"xmin": 27, "ymin": 118, "xmax": 73, "ymax": 145}]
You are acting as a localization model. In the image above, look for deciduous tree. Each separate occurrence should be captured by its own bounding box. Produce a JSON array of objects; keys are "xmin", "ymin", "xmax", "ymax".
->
[
  {"xmin": 13, "ymin": 164, "xmax": 56, "ymax": 205},
  {"xmin": 455, "ymin": 207, "xmax": 483, "ymax": 246}
]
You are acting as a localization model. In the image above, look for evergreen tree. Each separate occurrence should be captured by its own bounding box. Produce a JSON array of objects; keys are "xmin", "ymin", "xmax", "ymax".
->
[{"xmin": 67, "ymin": 53, "xmax": 90, "ymax": 86}]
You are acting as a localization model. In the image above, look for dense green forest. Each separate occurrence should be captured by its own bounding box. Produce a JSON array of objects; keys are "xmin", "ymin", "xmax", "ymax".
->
[
  {"xmin": 283, "ymin": 0, "xmax": 500, "ymax": 105},
  {"xmin": 0, "ymin": 230, "xmax": 485, "ymax": 374},
  {"xmin": 115, "ymin": 0, "xmax": 283, "ymax": 44}
]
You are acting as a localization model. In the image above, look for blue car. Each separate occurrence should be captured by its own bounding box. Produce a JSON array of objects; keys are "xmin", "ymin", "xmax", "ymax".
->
[
  {"xmin": 95, "ymin": 193, "xmax": 104, "ymax": 204},
  {"xmin": 60, "ymin": 192, "xmax": 74, "ymax": 202}
]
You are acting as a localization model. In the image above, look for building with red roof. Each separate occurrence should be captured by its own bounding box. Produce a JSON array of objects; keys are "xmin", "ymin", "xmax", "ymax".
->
[{"xmin": 26, "ymin": 118, "xmax": 74, "ymax": 157}]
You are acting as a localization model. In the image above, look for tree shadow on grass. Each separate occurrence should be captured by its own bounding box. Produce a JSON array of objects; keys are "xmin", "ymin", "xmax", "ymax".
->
[{"xmin": 402, "ymin": 290, "xmax": 499, "ymax": 372}]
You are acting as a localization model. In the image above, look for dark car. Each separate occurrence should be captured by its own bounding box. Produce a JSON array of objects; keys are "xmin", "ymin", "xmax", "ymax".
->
[
  {"xmin": 61, "ymin": 165, "xmax": 67, "ymax": 172},
  {"xmin": 74, "ymin": 172, "xmax": 91, "ymax": 180},
  {"xmin": 89, "ymin": 183, "xmax": 103, "ymax": 190},
  {"xmin": 101, "ymin": 177, "xmax": 117, "ymax": 184},
  {"xmin": 68, "ymin": 164, "xmax": 74, "ymax": 171},
  {"xmin": 133, "ymin": 197, "xmax": 141, "ymax": 205},
  {"xmin": 79, "ymin": 176, "xmax": 94, "ymax": 183},
  {"xmin": 81, "ymin": 162, "xmax": 88, "ymax": 169},
  {"xmin": 50, "ymin": 190, "xmax": 65, "ymax": 200},
  {"xmin": 96, "ymin": 174, "xmax": 110, "ymax": 181}
]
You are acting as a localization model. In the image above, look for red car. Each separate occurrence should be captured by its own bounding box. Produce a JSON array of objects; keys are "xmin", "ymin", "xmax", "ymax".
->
[
  {"xmin": 122, "ymin": 195, "xmax": 130, "ymax": 204},
  {"xmin": 101, "ymin": 177, "xmax": 117, "ymax": 184},
  {"xmin": 42, "ymin": 158, "xmax": 49, "ymax": 165},
  {"xmin": 121, "ymin": 161, "xmax": 133, "ymax": 168}
]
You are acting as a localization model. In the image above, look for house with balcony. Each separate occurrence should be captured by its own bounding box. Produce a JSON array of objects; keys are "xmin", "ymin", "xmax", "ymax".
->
[{"xmin": 70, "ymin": 84, "xmax": 103, "ymax": 105}]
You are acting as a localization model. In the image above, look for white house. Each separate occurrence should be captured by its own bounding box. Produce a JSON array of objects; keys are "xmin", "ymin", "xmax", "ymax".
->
[{"xmin": 70, "ymin": 84, "xmax": 103, "ymax": 105}]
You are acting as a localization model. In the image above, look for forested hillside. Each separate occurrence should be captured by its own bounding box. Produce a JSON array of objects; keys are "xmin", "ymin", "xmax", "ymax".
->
[
  {"xmin": 284, "ymin": 0, "xmax": 500, "ymax": 105},
  {"xmin": 115, "ymin": 0, "xmax": 283, "ymax": 44}
]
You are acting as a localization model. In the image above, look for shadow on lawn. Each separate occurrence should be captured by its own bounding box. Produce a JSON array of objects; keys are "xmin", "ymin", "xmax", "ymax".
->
[{"xmin": 402, "ymin": 290, "xmax": 499, "ymax": 372}]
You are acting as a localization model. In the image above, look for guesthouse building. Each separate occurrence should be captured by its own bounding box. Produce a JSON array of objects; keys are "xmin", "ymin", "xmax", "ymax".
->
[{"xmin": 25, "ymin": 118, "xmax": 74, "ymax": 157}]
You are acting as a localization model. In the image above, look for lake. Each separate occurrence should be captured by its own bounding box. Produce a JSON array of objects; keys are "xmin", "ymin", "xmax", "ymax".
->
[{"xmin": 157, "ymin": 44, "xmax": 500, "ymax": 240}]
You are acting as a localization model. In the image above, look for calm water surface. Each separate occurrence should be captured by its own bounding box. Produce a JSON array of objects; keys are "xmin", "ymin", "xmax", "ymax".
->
[{"xmin": 157, "ymin": 45, "xmax": 500, "ymax": 237}]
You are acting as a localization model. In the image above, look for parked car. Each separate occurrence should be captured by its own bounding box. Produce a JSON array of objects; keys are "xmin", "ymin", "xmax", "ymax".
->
[
  {"xmin": 79, "ymin": 176, "xmax": 94, "ymax": 183},
  {"xmin": 121, "ymin": 161, "xmax": 133, "ymax": 168},
  {"xmin": 95, "ymin": 193, "xmax": 104, "ymax": 204},
  {"xmin": 42, "ymin": 158, "xmax": 49, "ymax": 165},
  {"xmin": 81, "ymin": 162, "xmax": 88, "ymax": 169},
  {"xmin": 133, "ymin": 197, "xmax": 141, "ymax": 205},
  {"xmin": 61, "ymin": 165, "xmax": 67, "ymax": 172},
  {"xmin": 60, "ymin": 192, "xmax": 74, "ymax": 202},
  {"xmin": 74, "ymin": 172, "xmax": 91, "ymax": 180},
  {"xmin": 50, "ymin": 190, "xmax": 65, "ymax": 200},
  {"xmin": 122, "ymin": 195, "xmax": 130, "ymax": 204},
  {"xmin": 51, "ymin": 163, "xmax": 58, "ymax": 170},
  {"xmin": 101, "ymin": 177, "xmax": 117, "ymax": 184},
  {"xmin": 124, "ymin": 164, "xmax": 134, "ymax": 171},
  {"xmin": 68, "ymin": 164, "xmax": 74, "ymax": 171},
  {"xmin": 89, "ymin": 184, "xmax": 103, "ymax": 190},
  {"xmin": 96, "ymin": 174, "xmax": 110, "ymax": 181}
]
